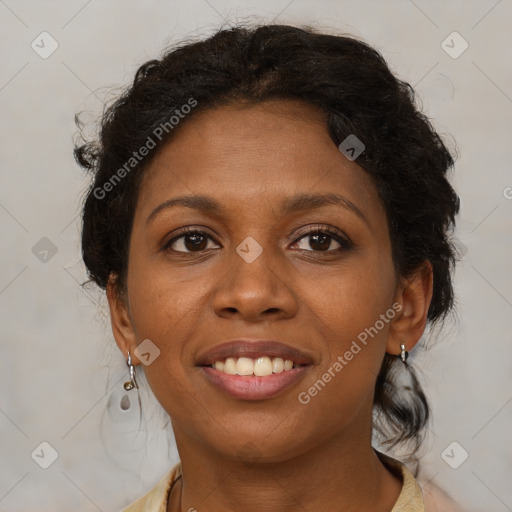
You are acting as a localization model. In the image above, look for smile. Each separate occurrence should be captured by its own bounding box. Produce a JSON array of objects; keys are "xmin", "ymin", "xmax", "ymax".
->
[
  {"xmin": 197, "ymin": 339, "xmax": 314, "ymax": 400},
  {"xmin": 208, "ymin": 356, "xmax": 302, "ymax": 376}
]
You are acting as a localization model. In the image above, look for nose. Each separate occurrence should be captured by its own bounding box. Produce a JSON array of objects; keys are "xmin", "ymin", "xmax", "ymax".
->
[{"xmin": 212, "ymin": 244, "xmax": 299, "ymax": 322}]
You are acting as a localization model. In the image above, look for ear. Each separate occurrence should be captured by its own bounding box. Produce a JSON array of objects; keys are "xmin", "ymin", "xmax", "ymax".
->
[
  {"xmin": 106, "ymin": 274, "xmax": 140, "ymax": 365},
  {"xmin": 386, "ymin": 261, "xmax": 433, "ymax": 357}
]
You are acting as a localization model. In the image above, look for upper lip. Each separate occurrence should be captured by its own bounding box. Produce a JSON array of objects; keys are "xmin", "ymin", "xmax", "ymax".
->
[{"xmin": 197, "ymin": 339, "xmax": 315, "ymax": 366}]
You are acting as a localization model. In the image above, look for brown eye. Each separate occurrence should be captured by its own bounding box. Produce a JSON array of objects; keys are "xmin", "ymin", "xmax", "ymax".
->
[
  {"xmin": 309, "ymin": 233, "xmax": 336, "ymax": 251},
  {"xmin": 295, "ymin": 233, "xmax": 341, "ymax": 252},
  {"xmin": 165, "ymin": 231, "xmax": 219, "ymax": 253},
  {"xmin": 291, "ymin": 226, "xmax": 353, "ymax": 253}
]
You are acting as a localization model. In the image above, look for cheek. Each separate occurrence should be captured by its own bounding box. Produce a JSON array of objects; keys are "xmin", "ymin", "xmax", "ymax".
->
[
  {"xmin": 125, "ymin": 264, "xmax": 208, "ymax": 418},
  {"xmin": 126, "ymin": 239, "xmax": 209, "ymax": 331},
  {"xmin": 294, "ymin": 298, "xmax": 394, "ymax": 442},
  {"xmin": 301, "ymin": 252, "xmax": 396, "ymax": 391},
  {"xmin": 125, "ymin": 251, "xmax": 220, "ymax": 397},
  {"xmin": 308, "ymin": 252, "xmax": 396, "ymax": 337}
]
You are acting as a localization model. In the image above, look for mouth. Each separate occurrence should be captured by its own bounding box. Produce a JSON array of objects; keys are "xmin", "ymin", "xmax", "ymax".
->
[
  {"xmin": 206, "ymin": 356, "xmax": 307, "ymax": 376},
  {"xmin": 197, "ymin": 339, "xmax": 314, "ymax": 401}
]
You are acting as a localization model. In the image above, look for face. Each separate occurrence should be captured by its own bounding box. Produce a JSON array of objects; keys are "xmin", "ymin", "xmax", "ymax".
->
[{"xmin": 109, "ymin": 99, "xmax": 424, "ymax": 462}]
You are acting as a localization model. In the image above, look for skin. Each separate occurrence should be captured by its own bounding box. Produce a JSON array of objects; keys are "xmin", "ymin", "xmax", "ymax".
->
[{"xmin": 107, "ymin": 99, "xmax": 433, "ymax": 512}]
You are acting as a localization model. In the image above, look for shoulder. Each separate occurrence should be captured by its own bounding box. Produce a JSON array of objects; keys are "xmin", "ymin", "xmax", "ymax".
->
[
  {"xmin": 121, "ymin": 462, "xmax": 182, "ymax": 512},
  {"xmin": 377, "ymin": 451, "xmax": 461, "ymax": 512}
]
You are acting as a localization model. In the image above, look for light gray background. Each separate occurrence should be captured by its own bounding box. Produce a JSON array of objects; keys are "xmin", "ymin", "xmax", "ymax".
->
[{"xmin": 1, "ymin": 0, "xmax": 511, "ymax": 510}]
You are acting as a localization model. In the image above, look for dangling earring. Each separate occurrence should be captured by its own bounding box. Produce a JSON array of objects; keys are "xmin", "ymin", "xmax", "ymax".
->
[
  {"xmin": 124, "ymin": 351, "xmax": 138, "ymax": 390},
  {"xmin": 399, "ymin": 343, "xmax": 408, "ymax": 363}
]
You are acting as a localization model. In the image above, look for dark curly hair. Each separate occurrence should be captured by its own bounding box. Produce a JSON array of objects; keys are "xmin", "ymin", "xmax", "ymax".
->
[{"xmin": 75, "ymin": 24, "xmax": 459, "ymax": 455}]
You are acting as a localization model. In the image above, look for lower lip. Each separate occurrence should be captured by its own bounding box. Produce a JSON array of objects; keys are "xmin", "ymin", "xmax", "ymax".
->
[{"xmin": 200, "ymin": 366, "xmax": 310, "ymax": 401}]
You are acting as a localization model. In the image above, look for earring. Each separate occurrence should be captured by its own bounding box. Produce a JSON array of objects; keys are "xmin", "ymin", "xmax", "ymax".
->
[
  {"xmin": 123, "ymin": 351, "xmax": 138, "ymax": 390},
  {"xmin": 399, "ymin": 343, "xmax": 408, "ymax": 363}
]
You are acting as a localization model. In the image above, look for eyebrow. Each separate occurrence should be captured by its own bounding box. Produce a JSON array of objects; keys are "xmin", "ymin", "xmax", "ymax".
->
[{"xmin": 146, "ymin": 192, "xmax": 369, "ymax": 226}]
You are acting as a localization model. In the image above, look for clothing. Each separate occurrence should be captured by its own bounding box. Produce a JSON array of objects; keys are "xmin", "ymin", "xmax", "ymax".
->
[
  {"xmin": 121, "ymin": 453, "xmax": 458, "ymax": 512},
  {"xmin": 122, "ymin": 463, "xmax": 181, "ymax": 512}
]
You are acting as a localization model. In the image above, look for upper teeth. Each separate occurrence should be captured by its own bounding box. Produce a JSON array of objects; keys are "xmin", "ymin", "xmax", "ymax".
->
[{"xmin": 212, "ymin": 356, "xmax": 295, "ymax": 376}]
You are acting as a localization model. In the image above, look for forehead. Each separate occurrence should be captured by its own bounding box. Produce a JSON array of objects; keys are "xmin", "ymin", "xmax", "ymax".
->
[{"xmin": 137, "ymin": 99, "xmax": 384, "ymax": 224}]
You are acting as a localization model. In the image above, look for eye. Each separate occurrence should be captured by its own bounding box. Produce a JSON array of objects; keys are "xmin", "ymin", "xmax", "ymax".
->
[
  {"xmin": 291, "ymin": 227, "xmax": 352, "ymax": 253},
  {"xmin": 164, "ymin": 229, "xmax": 220, "ymax": 253},
  {"xmin": 163, "ymin": 226, "xmax": 352, "ymax": 254}
]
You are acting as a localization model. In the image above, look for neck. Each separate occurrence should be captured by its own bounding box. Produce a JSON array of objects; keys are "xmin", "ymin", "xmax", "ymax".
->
[{"xmin": 168, "ymin": 426, "xmax": 402, "ymax": 512}]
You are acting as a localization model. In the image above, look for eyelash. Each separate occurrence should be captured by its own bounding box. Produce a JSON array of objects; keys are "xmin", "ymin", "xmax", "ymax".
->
[{"xmin": 163, "ymin": 225, "xmax": 353, "ymax": 254}]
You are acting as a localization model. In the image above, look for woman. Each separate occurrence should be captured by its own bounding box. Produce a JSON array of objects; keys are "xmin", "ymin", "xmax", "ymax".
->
[{"xmin": 76, "ymin": 24, "xmax": 461, "ymax": 512}]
